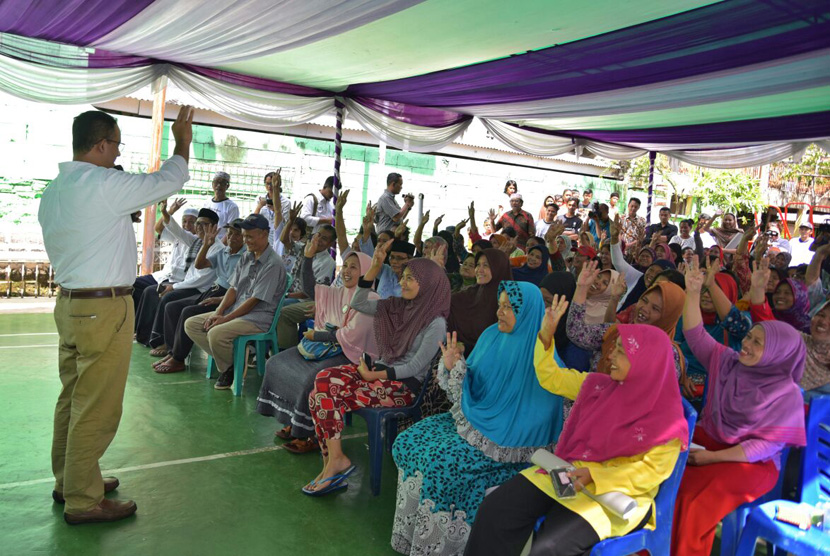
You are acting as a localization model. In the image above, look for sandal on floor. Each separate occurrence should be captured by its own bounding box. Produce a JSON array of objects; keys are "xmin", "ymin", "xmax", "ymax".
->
[
  {"xmin": 301, "ymin": 466, "xmax": 356, "ymax": 497},
  {"xmin": 274, "ymin": 426, "xmax": 292, "ymax": 440},
  {"xmin": 283, "ymin": 438, "xmax": 320, "ymax": 454},
  {"xmin": 152, "ymin": 356, "xmax": 172, "ymax": 369},
  {"xmin": 154, "ymin": 361, "xmax": 186, "ymax": 374},
  {"xmin": 149, "ymin": 346, "xmax": 169, "ymax": 357}
]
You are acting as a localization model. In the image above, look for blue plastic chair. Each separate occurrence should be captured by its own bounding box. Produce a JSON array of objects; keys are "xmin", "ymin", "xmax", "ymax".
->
[
  {"xmin": 350, "ymin": 372, "xmax": 433, "ymax": 496},
  {"xmin": 583, "ymin": 398, "xmax": 697, "ymax": 556},
  {"xmin": 735, "ymin": 395, "xmax": 830, "ymax": 556},
  {"xmin": 206, "ymin": 276, "xmax": 292, "ymax": 396}
]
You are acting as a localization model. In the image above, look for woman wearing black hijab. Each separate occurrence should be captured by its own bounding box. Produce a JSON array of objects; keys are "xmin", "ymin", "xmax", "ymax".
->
[{"xmin": 539, "ymin": 272, "xmax": 590, "ymax": 372}]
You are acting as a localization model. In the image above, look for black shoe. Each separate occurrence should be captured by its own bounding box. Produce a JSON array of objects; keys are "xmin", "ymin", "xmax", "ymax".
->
[{"xmin": 214, "ymin": 369, "xmax": 234, "ymax": 390}]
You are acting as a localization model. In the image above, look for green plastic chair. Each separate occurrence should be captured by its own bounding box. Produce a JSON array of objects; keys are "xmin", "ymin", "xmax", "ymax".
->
[{"xmin": 206, "ymin": 275, "xmax": 292, "ymax": 396}]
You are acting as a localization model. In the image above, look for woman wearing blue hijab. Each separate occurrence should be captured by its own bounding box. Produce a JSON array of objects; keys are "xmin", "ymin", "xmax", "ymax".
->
[
  {"xmin": 512, "ymin": 243, "xmax": 551, "ymax": 286},
  {"xmin": 391, "ymin": 281, "xmax": 565, "ymax": 556}
]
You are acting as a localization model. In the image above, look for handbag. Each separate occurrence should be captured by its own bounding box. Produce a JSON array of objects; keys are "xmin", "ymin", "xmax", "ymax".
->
[{"xmin": 297, "ymin": 324, "xmax": 344, "ymax": 361}]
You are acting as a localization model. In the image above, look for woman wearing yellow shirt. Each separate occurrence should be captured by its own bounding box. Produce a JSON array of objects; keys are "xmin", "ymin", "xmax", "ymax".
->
[{"xmin": 465, "ymin": 301, "xmax": 688, "ymax": 556}]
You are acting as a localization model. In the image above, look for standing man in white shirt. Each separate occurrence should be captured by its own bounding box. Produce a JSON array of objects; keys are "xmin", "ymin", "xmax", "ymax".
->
[
  {"xmin": 203, "ymin": 171, "xmax": 239, "ymax": 239},
  {"xmin": 299, "ymin": 176, "xmax": 335, "ymax": 235},
  {"xmin": 789, "ymin": 221, "xmax": 815, "ymax": 266},
  {"xmin": 535, "ymin": 201, "xmax": 559, "ymax": 239},
  {"xmin": 38, "ymin": 106, "xmax": 194, "ymax": 524}
]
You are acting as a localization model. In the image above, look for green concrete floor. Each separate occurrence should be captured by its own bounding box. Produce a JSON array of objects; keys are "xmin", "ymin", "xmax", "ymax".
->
[{"xmin": 0, "ymin": 313, "xmax": 399, "ymax": 556}]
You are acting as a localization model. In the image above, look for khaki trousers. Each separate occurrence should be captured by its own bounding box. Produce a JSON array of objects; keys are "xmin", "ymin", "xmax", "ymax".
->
[
  {"xmin": 183, "ymin": 312, "xmax": 262, "ymax": 373},
  {"xmin": 52, "ymin": 293, "xmax": 133, "ymax": 513},
  {"xmin": 276, "ymin": 301, "xmax": 315, "ymax": 349}
]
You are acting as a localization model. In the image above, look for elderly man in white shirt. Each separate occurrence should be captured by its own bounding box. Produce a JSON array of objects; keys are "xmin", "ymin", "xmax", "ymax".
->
[
  {"xmin": 38, "ymin": 106, "xmax": 194, "ymax": 524},
  {"xmin": 131, "ymin": 205, "xmax": 198, "ymax": 309},
  {"xmin": 254, "ymin": 170, "xmax": 291, "ymax": 251},
  {"xmin": 299, "ymin": 175, "xmax": 335, "ymax": 234}
]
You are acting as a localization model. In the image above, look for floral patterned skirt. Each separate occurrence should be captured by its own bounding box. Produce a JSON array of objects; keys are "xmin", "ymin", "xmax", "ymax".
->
[{"xmin": 390, "ymin": 413, "xmax": 527, "ymax": 556}]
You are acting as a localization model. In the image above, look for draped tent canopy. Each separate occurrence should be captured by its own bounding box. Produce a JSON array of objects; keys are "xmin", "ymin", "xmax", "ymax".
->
[{"xmin": 1, "ymin": 0, "xmax": 828, "ymax": 167}]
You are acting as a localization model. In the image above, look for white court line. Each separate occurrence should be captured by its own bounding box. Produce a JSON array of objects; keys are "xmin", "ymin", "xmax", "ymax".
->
[
  {"xmin": 0, "ymin": 432, "xmax": 368, "ymax": 490},
  {"xmin": 0, "ymin": 332, "xmax": 57, "ymax": 337},
  {"xmin": 0, "ymin": 344, "xmax": 56, "ymax": 349}
]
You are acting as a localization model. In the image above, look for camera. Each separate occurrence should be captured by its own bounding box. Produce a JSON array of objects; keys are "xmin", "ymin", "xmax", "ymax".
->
[
  {"xmin": 265, "ymin": 195, "xmax": 273, "ymax": 206},
  {"xmin": 587, "ymin": 201, "xmax": 600, "ymax": 219}
]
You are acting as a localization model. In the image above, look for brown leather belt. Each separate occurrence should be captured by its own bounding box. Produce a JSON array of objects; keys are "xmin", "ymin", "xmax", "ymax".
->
[{"xmin": 59, "ymin": 287, "xmax": 133, "ymax": 299}]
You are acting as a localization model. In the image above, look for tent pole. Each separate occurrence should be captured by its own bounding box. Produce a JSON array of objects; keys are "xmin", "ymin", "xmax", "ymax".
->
[
  {"xmin": 333, "ymin": 98, "xmax": 344, "ymax": 192},
  {"xmin": 646, "ymin": 151, "xmax": 656, "ymax": 224},
  {"xmin": 140, "ymin": 84, "xmax": 167, "ymax": 275}
]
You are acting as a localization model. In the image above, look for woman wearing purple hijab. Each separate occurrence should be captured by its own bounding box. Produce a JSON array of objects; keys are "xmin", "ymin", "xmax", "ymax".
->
[{"xmin": 671, "ymin": 263, "xmax": 806, "ymax": 556}]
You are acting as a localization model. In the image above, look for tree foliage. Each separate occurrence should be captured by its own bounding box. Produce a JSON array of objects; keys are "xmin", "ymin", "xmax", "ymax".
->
[{"xmin": 693, "ymin": 169, "xmax": 765, "ymax": 215}]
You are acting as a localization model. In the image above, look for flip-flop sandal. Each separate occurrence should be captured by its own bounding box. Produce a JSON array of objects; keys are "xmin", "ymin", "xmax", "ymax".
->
[
  {"xmin": 155, "ymin": 362, "xmax": 186, "ymax": 374},
  {"xmin": 274, "ymin": 426, "xmax": 292, "ymax": 440},
  {"xmin": 152, "ymin": 357, "xmax": 172, "ymax": 368},
  {"xmin": 283, "ymin": 438, "xmax": 320, "ymax": 454},
  {"xmin": 149, "ymin": 347, "xmax": 169, "ymax": 357},
  {"xmin": 302, "ymin": 476, "xmax": 351, "ymax": 497}
]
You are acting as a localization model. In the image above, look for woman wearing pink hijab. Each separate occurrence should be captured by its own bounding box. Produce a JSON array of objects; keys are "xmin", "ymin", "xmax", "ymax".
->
[
  {"xmin": 256, "ymin": 248, "xmax": 379, "ymax": 454},
  {"xmin": 466, "ymin": 297, "xmax": 688, "ymax": 556},
  {"xmin": 671, "ymin": 264, "xmax": 806, "ymax": 556}
]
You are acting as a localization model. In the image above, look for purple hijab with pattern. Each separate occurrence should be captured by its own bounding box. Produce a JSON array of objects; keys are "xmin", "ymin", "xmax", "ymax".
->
[{"xmin": 703, "ymin": 320, "xmax": 806, "ymax": 447}]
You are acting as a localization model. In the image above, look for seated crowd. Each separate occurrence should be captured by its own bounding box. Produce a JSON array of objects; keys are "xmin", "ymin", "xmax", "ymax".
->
[{"xmin": 135, "ymin": 173, "xmax": 829, "ymax": 556}]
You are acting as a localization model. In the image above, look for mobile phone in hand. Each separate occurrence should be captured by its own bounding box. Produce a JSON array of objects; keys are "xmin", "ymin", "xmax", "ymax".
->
[{"xmin": 362, "ymin": 352, "xmax": 373, "ymax": 370}]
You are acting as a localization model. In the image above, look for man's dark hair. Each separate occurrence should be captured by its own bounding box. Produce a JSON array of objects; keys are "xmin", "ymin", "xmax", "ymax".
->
[
  {"xmin": 655, "ymin": 269, "xmax": 685, "ymax": 290},
  {"xmin": 659, "ymin": 207, "xmax": 671, "ymax": 214},
  {"xmin": 502, "ymin": 226, "xmax": 517, "ymax": 239},
  {"xmin": 322, "ymin": 176, "xmax": 335, "ymax": 190},
  {"xmin": 629, "ymin": 197, "xmax": 642, "ymax": 206},
  {"xmin": 568, "ymin": 196, "xmax": 580, "ymax": 204},
  {"xmin": 72, "ymin": 110, "xmax": 118, "ymax": 155},
  {"xmin": 610, "ymin": 191, "xmax": 620, "ymax": 199},
  {"xmin": 387, "ymin": 172, "xmax": 402, "ymax": 186},
  {"xmin": 319, "ymin": 223, "xmax": 337, "ymax": 240},
  {"xmin": 583, "ymin": 189, "xmax": 593, "ymax": 196}
]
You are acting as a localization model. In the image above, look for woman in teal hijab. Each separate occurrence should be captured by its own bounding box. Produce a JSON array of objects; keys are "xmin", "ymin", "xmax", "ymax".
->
[{"xmin": 391, "ymin": 281, "xmax": 565, "ymax": 556}]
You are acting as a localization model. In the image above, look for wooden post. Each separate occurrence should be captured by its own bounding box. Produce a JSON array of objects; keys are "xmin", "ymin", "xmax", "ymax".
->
[
  {"xmin": 140, "ymin": 83, "xmax": 168, "ymax": 275},
  {"xmin": 35, "ymin": 264, "xmax": 39, "ymax": 298}
]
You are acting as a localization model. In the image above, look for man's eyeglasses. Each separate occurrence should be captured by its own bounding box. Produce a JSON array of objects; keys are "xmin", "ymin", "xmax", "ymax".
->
[
  {"xmin": 104, "ymin": 139, "xmax": 125, "ymax": 149},
  {"xmin": 766, "ymin": 231, "xmax": 779, "ymax": 237}
]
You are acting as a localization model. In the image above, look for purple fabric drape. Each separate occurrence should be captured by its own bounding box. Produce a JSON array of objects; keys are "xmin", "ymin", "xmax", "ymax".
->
[
  {"xmin": 347, "ymin": 0, "xmax": 830, "ymax": 108},
  {"xmin": 552, "ymin": 111, "xmax": 830, "ymax": 147},
  {"xmin": 0, "ymin": 0, "xmax": 154, "ymax": 46},
  {"xmin": 353, "ymin": 97, "xmax": 470, "ymax": 128}
]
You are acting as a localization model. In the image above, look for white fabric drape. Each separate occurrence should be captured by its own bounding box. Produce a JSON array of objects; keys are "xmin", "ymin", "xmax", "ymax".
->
[
  {"xmin": 165, "ymin": 66, "xmax": 333, "ymax": 128},
  {"xmin": 93, "ymin": 0, "xmax": 424, "ymax": 66},
  {"xmin": 481, "ymin": 118, "xmax": 647, "ymax": 159},
  {"xmin": 0, "ymin": 52, "xmax": 160, "ymax": 104},
  {"xmin": 665, "ymin": 143, "xmax": 813, "ymax": 169},
  {"xmin": 343, "ymin": 98, "xmax": 471, "ymax": 153}
]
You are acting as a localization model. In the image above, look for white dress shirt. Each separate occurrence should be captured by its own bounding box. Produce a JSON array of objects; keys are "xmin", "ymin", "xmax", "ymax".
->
[
  {"xmin": 300, "ymin": 192, "xmax": 333, "ymax": 234},
  {"xmin": 151, "ymin": 223, "xmax": 190, "ymax": 283},
  {"xmin": 162, "ymin": 216, "xmax": 219, "ymax": 292},
  {"xmin": 39, "ymin": 156, "xmax": 189, "ymax": 289}
]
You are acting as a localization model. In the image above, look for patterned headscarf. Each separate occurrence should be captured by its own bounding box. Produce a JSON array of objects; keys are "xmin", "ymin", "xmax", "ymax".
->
[{"xmin": 374, "ymin": 258, "xmax": 451, "ymax": 363}]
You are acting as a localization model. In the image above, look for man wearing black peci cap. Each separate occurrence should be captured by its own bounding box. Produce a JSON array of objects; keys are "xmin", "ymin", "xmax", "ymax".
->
[
  {"xmin": 38, "ymin": 105, "xmax": 195, "ymax": 524},
  {"xmin": 184, "ymin": 213, "xmax": 287, "ymax": 391}
]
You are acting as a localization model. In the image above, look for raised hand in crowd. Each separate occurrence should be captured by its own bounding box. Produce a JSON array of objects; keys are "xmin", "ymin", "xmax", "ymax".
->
[
  {"xmin": 544, "ymin": 222, "xmax": 565, "ymax": 247},
  {"xmin": 454, "ymin": 218, "xmax": 469, "ymax": 237},
  {"xmin": 366, "ymin": 239, "xmax": 394, "ymax": 282},
  {"xmin": 432, "ymin": 214, "xmax": 445, "ymax": 237},
  {"xmin": 610, "ymin": 214, "xmax": 621, "ymax": 244},
  {"xmin": 335, "ymin": 188, "xmax": 349, "ymax": 211},
  {"xmin": 394, "ymin": 218, "xmax": 409, "ymax": 240},
  {"xmin": 427, "ymin": 241, "xmax": 447, "ymax": 267},
  {"xmin": 538, "ymin": 294, "xmax": 569, "ymax": 351},
  {"xmin": 608, "ymin": 272, "xmax": 627, "ymax": 299},
  {"xmin": 169, "ymin": 197, "xmax": 187, "ymax": 214},
  {"xmin": 304, "ymin": 232, "xmax": 321, "ymax": 258},
  {"xmin": 749, "ymin": 255, "xmax": 771, "ymax": 305},
  {"xmin": 288, "ymin": 201, "xmax": 302, "ymax": 223},
  {"xmin": 203, "ymin": 223, "xmax": 219, "ymax": 246},
  {"xmin": 269, "ymin": 168, "xmax": 282, "ymax": 196},
  {"xmin": 403, "ymin": 193, "xmax": 415, "ymax": 209},
  {"xmin": 573, "ymin": 259, "xmax": 601, "ymax": 304},
  {"xmin": 439, "ymin": 331, "xmax": 463, "ymax": 370},
  {"xmin": 753, "ymin": 233, "xmax": 769, "ymax": 262},
  {"xmin": 362, "ymin": 201, "xmax": 376, "ymax": 239}
]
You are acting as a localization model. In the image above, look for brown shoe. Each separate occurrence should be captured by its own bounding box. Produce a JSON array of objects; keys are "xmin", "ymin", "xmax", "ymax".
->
[
  {"xmin": 53, "ymin": 477, "xmax": 120, "ymax": 504},
  {"xmin": 64, "ymin": 498, "xmax": 137, "ymax": 525}
]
